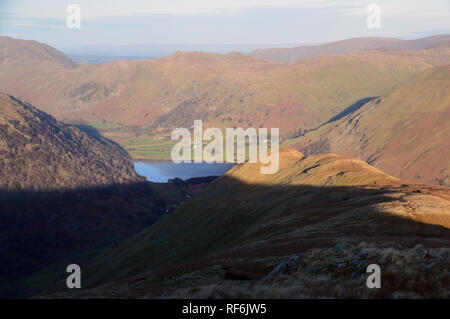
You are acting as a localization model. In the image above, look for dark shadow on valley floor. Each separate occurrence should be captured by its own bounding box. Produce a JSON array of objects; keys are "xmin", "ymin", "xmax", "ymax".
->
[{"xmin": 33, "ymin": 175, "xmax": 450, "ymax": 298}]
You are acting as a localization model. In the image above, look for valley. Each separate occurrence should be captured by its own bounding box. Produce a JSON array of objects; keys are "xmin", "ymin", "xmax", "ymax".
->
[
  {"xmin": 0, "ymin": 33, "xmax": 449, "ymax": 299},
  {"xmin": 41, "ymin": 149, "xmax": 450, "ymax": 298},
  {"xmin": 0, "ymin": 93, "xmax": 219, "ymax": 297},
  {"xmin": 1, "ymin": 35, "xmax": 449, "ymax": 186}
]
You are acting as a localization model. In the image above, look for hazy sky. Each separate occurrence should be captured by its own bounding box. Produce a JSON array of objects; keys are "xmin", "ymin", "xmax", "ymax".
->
[{"xmin": 0, "ymin": 0, "xmax": 449, "ymax": 52}]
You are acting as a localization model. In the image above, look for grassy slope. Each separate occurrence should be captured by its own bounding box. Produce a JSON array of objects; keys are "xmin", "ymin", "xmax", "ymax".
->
[
  {"xmin": 45, "ymin": 149, "xmax": 450, "ymax": 298},
  {"xmin": 285, "ymin": 66, "xmax": 450, "ymax": 186},
  {"xmin": 1, "ymin": 37, "xmax": 449, "ymax": 161},
  {"xmin": 1, "ymin": 37, "xmax": 449, "ymax": 135}
]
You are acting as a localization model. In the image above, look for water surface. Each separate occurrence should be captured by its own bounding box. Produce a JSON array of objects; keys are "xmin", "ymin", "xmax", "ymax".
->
[{"xmin": 134, "ymin": 161, "xmax": 235, "ymax": 183}]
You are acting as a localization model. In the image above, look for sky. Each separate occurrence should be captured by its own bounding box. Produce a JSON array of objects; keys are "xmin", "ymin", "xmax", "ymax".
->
[{"xmin": 0, "ymin": 0, "xmax": 449, "ymax": 54}]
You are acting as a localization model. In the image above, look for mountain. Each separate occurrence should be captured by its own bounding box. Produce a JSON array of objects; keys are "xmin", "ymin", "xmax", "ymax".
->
[
  {"xmin": 0, "ymin": 93, "xmax": 141, "ymax": 190},
  {"xmin": 251, "ymin": 35, "xmax": 450, "ymax": 62},
  {"xmin": 0, "ymin": 93, "xmax": 165, "ymax": 297},
  {"xmin": 0, "ymin": 36, "xmax": 77, "ymax": 69},
  {"xmin": 45, "ymin": 149, "xmax": 450, "ymax": 298},
  {"xmin": 0, "ymin": 36, "xmax": 449, "ymax": 137},
  {"xmin": 286, "ymin": 66, "xmax": 450, "ymax": 187}
]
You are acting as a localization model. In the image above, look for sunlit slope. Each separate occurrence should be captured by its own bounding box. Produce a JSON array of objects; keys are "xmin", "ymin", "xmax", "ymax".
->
[
  {"xmin": 0, "ymin": 37, "xmax": 77, "ymax": 108},
  {"xmin": 0, "ymin": 93, "xmax": 141, "ymax": 190},
  {"xmin": 68, "ymin": 149, "xmax": 450, "ymax": 296},
  {"xmin": 0, "ymin": 37, "xmax": 449, "ymax": 135},
  {"xmin": 288, "ymin": 66, "xmax": 450, "ymax": 186},
  {"xmin": 0, "ymin": 36, "xmax": 76, "ymax": 69}
]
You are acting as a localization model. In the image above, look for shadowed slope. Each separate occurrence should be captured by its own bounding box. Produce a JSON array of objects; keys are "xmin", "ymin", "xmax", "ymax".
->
[
  {"xmin": 48, "ymin": 149, "xmax": 450, "ymax": 298},
  {"xmin": 0, "ymin": 94, "xmax": 166, "ymax": 297}
]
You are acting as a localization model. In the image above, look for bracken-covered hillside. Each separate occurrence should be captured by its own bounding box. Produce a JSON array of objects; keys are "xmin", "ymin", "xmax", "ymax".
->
[
  {"xmin": 287, "ymin": 66, "xmax": 450, "ymax": 187},
  {"xmin": 0, "ymin": 93, "xmax": 141, "ymax": 190},
  {"xmin": 46, "ymin": 149, "xmax": 450, "ymax": 298}
]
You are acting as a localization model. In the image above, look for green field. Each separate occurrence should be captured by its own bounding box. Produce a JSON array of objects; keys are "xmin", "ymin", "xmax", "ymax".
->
[{"xmin": 92, "ymin": 120, "xmax": 277, "ymax": 161}]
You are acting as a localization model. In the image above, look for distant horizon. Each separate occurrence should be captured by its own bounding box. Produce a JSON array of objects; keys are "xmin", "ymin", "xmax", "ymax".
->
[
  {"xmin": 1, "ymin": 0, "xmax": 449, "ymax": 53},
  {"xmin": 3, "ymin": 32, "xmax": 449, "ymax": 58}
]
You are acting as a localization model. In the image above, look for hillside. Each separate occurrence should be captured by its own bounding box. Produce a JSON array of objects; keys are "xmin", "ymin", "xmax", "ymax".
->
[
  {"xmin": 286, "ymin": 66, "xmax": 450, "ymax": 187},
  {"xmin": 0, "ymin": 93, "xmax": 141, "ymax": 190},
  {"xmin": 0, "ymin": 36, "xmax": 77, "ymax": 69},
  {"xmin": 0, "ymin": 93, "xmax": 165, "ymax": 297},
  {"xmin": 251, "ymin": 35, "xmax": 450, "ymax": 62},
  {"xmin": 0, "ymin": 37, "xmax": 449, "ymax": 139},
  {"xmin": 46, "ymin": 149, "xmax": 450, "ymax": 298}
]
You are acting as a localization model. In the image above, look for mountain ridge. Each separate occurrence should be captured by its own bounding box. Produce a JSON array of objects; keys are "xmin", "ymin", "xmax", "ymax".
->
[
  {"xmin": 45, "ymin": 148, "xmax": 450, "ymax": 298},
  {"xmin": 1, "ymin": 36, "xmax": 449, "ymax": 136},
  {"xmin": 251, "ymin": 34, "xmax": 450, "ymax": 62},
  {"xmin": 0, "ymin": 92, "xmax": 141, "ymax": 190},
  {"xmin": 0, "ymin": 36, "xmax": 77, "ymax": 69},
  {"xmin": 286, "ymin": 65, "xmax": 450, "ymax": 187}
]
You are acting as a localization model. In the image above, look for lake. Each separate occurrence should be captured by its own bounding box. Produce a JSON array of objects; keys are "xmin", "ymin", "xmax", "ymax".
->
[{"xmin": 134, "ymin": 161, "xmax": 235, "ymax": 183}]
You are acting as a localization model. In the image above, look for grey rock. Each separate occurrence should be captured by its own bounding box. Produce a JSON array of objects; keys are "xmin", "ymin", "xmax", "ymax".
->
[{"xmin": 266, "ymin": 255, "xmax": 301, "ymax": 279}]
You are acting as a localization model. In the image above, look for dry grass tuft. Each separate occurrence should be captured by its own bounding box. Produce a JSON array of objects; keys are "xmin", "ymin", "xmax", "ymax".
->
[{"xmin": 168, "ymin": 243, "xmax": 450, "ymax": 299}]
